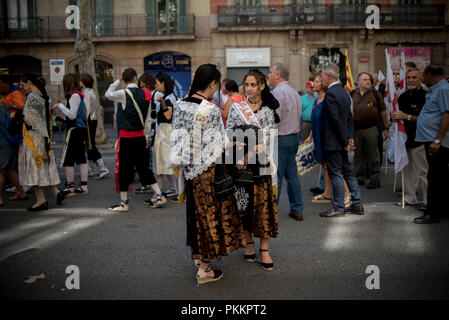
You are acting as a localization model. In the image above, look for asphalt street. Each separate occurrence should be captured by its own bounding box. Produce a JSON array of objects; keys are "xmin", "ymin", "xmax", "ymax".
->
[{"xmin": 0, "ymin": 128, "xmax": 448, "ymax": 300}]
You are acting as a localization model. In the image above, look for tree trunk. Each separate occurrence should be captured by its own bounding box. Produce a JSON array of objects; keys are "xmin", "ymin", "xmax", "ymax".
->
[{"xmin": 74, "ymin": 0, "xmax": 108, "ymax": 144}]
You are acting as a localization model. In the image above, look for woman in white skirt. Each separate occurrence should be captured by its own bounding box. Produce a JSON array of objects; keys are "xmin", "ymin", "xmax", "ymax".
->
[
  {"xmin": 19, "ymin": 74, "xmax": 64, "ymax": 211},
  {"xmin": 153, "ymin": 72, "xmax": 178, "ymax": 197}
]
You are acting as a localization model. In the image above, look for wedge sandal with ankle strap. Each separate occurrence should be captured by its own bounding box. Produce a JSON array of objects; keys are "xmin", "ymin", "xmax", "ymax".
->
[
  {"xmin": 148, "ymin": 194, "xmax": 167, "ymax": 209},
  {"xmin": 244, "ymin": 241, "xmax": 256, "ymax": 262},
  {"xmin": 196, "ymin": 262, "xmax": 223, "ymax": 285},
  {"xmin": 259, "ymin": 249, "xmax": 274, "ymax": 271}
]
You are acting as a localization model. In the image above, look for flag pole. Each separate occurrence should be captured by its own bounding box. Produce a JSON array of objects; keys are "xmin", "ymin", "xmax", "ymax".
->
[{"xmin": 393, "ymin": 172, "xmax": 397, "ymax": 193}]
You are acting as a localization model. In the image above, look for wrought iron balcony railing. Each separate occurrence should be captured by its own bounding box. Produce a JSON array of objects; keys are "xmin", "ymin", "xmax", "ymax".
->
[
  {"xmin": 217, "ymin": 4, "xmax": 445, "ymax": 27},
  {"xmin": 0, "ymin": 14, "xmax": 195, "ymax": 39}
]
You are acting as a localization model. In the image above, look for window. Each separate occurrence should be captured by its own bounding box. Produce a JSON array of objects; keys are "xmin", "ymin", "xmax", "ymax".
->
[
  {"xmin": 398, "ymin": 0, "xmax": 421, "ymax": 4},
  {"xmin": 146, "ymin": 0, "xmax": 187, "ymax": 34},
  {"xmin": 341, "ymin": 0, "xmax": 367, "ymax": 4},
  {"xmin": 293, "ymin": 0, "xmax": 317, "ymax": 4},
  {"xmin": 6, "ymin": 0, "xmax": 34, "ymax": 29},
  {"xmin": 235, "ymin": 0, "xmax": 261, "ymax": 6},
  {"xmin": 93, "ymin": 0, "xmax": 112, "ymax": 36}
]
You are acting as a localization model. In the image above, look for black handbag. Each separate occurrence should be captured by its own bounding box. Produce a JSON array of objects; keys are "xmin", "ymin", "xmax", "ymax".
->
[
  {"xmin": 214, "ymin": 164, "xmax": 234, "ymax": 196},
  {"xmin": 7, "ymin": 111, "xmax": 24, "ymax": 136}
]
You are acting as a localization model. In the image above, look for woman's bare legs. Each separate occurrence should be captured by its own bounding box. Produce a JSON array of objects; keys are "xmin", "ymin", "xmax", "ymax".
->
[
  {"xmin": 322, "ymin": 164, "xmax": 332, "ymax": 198},
  {"xmin": 260, "ymin": 238, "xmax": 273, "ymax": 264},
  {"xmin": 244, "ymin": 230, "xmax": 255, "ymax": 256},
  {"xmin": 32, "ymin": 186, "xmax": 46, "ymax": 208}
]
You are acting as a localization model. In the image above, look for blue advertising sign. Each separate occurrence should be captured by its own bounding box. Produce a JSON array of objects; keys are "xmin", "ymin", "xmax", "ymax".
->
[{"xmin": 144, "ymin": 52, "xmax": 191, "ymax": 99}]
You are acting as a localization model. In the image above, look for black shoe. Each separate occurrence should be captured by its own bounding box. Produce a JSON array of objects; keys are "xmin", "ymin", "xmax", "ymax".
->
[
  {"xmin": 366, "ymin": 181, "xmax": 380, "ymax": 189},
  {"xmin": 56, "ymin": 192, "xmax": 65, "ymax": 205},
  {"xmin": 414, "ymin": 213, "xmax": 440, "ymax": 224},
  {"xmin": 310, "ymin": 187, "xmax": 324, "ymax": 195},
  {"xmin": 344, "ymin": 205, "xmax": 365, "ymax": 215},
  {"xmin": 74, "ymin": 186, "xmax": 88, "ymax": 195},
  {"xmin": 288, "ymin": 211, "xmax": 304, "ymax": 221},
  {"xmin": 319, "ymin": 209, "xmax": 345, "ymax": 217},
  {"xmin": 244, "ymin": 241, "xmax": 256, "ymax": 262},
  {"xmin": 259, "ymin": 249, "xmax": 274, "ymax": 271},
  {"xmin": 27, "ymin": 201, "xmax": 49, "ymax": 212},
  {"xmin": 357, "ymin": 180, "xmax": 365, "ymax": 186}
]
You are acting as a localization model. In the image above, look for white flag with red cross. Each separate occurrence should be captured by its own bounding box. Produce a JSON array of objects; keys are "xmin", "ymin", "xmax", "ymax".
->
[{"xmin": 385, "ymin": 49, "xmax": 408, "ymax": 174}]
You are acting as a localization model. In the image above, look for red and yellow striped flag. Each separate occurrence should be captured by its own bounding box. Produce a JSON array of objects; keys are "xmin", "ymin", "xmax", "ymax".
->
[{"xmin": 344, "ymin": 50, "xmax": 355, "ymax": 93}]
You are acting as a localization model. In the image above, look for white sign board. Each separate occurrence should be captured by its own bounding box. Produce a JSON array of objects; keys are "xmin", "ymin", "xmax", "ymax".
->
[
  {"xmin": 226, "ymin": 48, "xmax": 271, "ymax": 68},
  {"xmin": 50, "ymin": 59, "xmax": 65, "ymax": 85}
]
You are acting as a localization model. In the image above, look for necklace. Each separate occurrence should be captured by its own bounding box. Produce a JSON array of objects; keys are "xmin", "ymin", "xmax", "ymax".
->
[
  {"xmin": 195, "ymin": 92, "xmax": 208, "ymax": 100},
  {"xmin": 248, "ymin": 98, "xmax": 262, "ymax": 111},
  {"xmin": 248, "ymin": 98, "xmax": 261, "ymax": 105}
]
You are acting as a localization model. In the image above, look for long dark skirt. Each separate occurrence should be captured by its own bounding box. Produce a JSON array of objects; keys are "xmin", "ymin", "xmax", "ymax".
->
[
  {"xmin": 186, "ymin": 164, "xmax": 246, "ymax": 260},
  {"xmin": 246, "ymin": 175, "xmax": 279, "ymax": 239}
]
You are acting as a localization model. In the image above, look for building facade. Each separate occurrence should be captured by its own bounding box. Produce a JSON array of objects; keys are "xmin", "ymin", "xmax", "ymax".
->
[{"xmin": 0, "ymin": 0, "xmax": 448, "ymax": 122}]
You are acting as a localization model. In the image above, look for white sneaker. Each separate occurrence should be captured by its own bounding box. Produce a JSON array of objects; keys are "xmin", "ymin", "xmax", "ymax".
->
[
  {"xmin": 108, "ymin": 201, "xmax": 129, "ymax": 212},
  {"xmin": 94, "ymin": 168, "xmax": 109, "ymax": 179}
]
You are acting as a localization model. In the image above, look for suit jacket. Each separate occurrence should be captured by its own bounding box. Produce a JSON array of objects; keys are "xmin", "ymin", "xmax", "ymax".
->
[{"xmin": 320, "ymin": 82, "xmax": 355, "ymax": 152}]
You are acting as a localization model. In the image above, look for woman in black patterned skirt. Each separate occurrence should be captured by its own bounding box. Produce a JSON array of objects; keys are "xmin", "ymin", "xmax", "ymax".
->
[{"xmin": 169, "ymin": 64, "xmax": 245, "ymax": 284}]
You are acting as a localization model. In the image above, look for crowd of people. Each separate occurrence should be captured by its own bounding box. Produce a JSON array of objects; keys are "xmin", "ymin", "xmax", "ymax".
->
[
  {"xmin": 1, "ymin": 59, "xmax": 448, "ymax": 285},
  {"xmin": 297, "ymin": 62, "xmax": 449, "ymax": 224},
  {"xmin": 0, "ymin": 72, "xmax": 110, "ymax": 210}
]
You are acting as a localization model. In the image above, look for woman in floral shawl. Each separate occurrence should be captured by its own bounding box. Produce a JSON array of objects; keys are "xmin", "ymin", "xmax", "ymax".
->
[
  {"xmin": 226, "ymin": 69, "xmax": 280, "ymax": 271},
  {"xmin": 169, "ymin": 64, "xmax": 245, "ymax": 285},
  {"xmin": 19, "ymin": 74, "xmax": 64, "ymax": 211}
]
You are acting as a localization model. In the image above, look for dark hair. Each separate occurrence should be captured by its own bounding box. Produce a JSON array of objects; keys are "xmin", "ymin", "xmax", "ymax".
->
[
  {"xmin": 243, "ymin": 69, "xmax": 280, "ymax": 123},
  {"xmin": 63, "ymin": 73, "xmax": 80, "ymax": 97},
  {"xmin": 156, "ymin": 72, "xmax": 175, "ymax": 98},
  {"xmin": 225, "ymin": 79, "xmax": 239, "ymax": 93},
  {"xmin": 423, "ymin": 63, "xmax": 444, "ymax": 77},
  {"xmin": 0, "ymin": 74, "xmax": 12, "ymax": 85},
  {"xmin": 80, "ymin": 73, "xmax": 94, "ymax": 89},
  {"xmin": 188, "ymin": 64, "xmax": 221, "ymax": 98},
  {"xmin": 138, "ymin": 73, "xmax": 156, "ymax": 91},
  {"xmin": 21, "ymin": 73, "xmax": 51, "ymax": 156},
  {"xmin": 122, "ymin": 68, "xmax": 138, "ymax": 83},
  {"xmin": 405, "ymin": 61, "xmax": 417, "ymax": 68}
]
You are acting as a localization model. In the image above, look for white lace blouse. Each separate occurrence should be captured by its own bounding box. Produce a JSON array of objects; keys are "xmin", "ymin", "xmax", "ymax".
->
[
  {"xmin": 226, "ymin": 103, "xmax": 277, "ymax": 169},
  {"xmin": 24, "ymin": 92, "xmax": 49, "ymax": 138},
  {"xmin": 169, "ymin": 98, "xmax": 227, "ymax": 180}
]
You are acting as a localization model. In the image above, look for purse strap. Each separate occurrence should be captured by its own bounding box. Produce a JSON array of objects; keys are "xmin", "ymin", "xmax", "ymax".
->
[{"xmin": 125, "ymin": 89, "xmax": 145, "ymax": 127}]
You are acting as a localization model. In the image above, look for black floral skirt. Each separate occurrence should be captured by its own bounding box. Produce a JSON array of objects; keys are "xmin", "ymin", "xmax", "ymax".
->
[
  {"xmin": 250, "ymin": 175, "xmax": 279, "ymax": 239},
  {"xmin": 186, "ymin": 164, "xmax": 246, "ymax": 260}
]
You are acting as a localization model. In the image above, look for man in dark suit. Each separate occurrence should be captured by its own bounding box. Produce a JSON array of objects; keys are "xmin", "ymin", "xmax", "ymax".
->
[{"xmin": 319, "ymin": 64, "xmax": 364, "ymax": 217}]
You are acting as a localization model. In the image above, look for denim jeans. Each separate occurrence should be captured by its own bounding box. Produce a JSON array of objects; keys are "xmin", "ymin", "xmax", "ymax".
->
[
  {"xmin": 324, "ymin": 150, "xmax": 362, "ymax": 212},
  {"xmin": 276, "ymin": 133, "xmax": 304, "ymax": 215}
]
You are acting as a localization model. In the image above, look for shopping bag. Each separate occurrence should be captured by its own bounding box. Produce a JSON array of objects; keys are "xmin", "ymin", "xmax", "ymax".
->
[{"xmin": 296, "ymin": 141, "xmax": 318, "ymax": 176}]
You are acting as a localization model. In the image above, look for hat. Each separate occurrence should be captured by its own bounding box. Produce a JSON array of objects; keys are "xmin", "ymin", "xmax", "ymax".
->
[{"xmin": 306, "ymin": 81, "xmax": 314, "ymax": 88}]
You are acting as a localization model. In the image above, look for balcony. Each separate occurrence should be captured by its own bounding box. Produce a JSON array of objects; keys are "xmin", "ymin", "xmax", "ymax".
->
[
  {"xmin": 217, "ymin": 4, "xmax": 445, "ymax": 28},
  {"xmin": 0, "ymin": 14, "xmax": 195, "ymax": 41}
]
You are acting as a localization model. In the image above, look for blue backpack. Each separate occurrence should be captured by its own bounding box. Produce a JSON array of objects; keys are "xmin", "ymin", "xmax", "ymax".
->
[{"xmin": 5, "ymin": 115, "xmax": 23, "ymax": 145}]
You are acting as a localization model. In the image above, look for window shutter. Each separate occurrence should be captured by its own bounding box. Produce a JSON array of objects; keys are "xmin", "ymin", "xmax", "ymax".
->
[
  {"xmin": 177, "ymin": 0, "xmax": 186, "ymax": 34},
  {"xmin": 145, "ymin": 0, "xmax": 156, "ymax": 34},
  {"xmin": 94, "ymin": 0, "xmax": 112, "ymax": 36}
]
